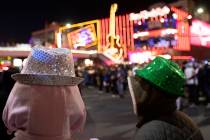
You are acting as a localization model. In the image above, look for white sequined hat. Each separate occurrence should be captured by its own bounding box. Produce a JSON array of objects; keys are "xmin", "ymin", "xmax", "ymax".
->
[{"xmin": 12, "ymin": 47, "xmax": 83, "ymax": 86}]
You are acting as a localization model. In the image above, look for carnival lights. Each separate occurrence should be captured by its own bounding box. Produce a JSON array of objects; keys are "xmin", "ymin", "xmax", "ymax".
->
[
  {"xmin": 160, "ymin": 18, "xmax": 165, "ymax": 23},
  {"xmin": 161, "ymin": 29, "xmax": 177, "ymax": 36},
  {"xmin": 191, "ymin": 20, "xmax": 210, "ymax": 47},
  {"xmin": 67, "ymin": 24, "xmax": 97, "ymax": 49},
  {"xmin": 133, "ymin": 31, "xmax": 149, "ymax": 38},
  {"xmin": 172, "ymin": 13, "xmax": 178, "ymax": 19},
  {"xmin": 138, "ymin": 21, "xmax": 142, "ymax": 25},
  {"xmin": 130, "ymin": 6, "xmax": 170, "ymax": 21},
  {"xmin": 129, "ymin": 51, "xmax": 152, "ymax": 64}
]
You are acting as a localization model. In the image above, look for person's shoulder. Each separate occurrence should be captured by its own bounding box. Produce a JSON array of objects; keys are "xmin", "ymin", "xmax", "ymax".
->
[
  {"xmin": 134, "ymin": 120, "xmax": 182, "ymax": 140},
  {"xmin": 139, "ymin": 120, "xmax": 174, "ymax": 132},
  {"xmin": 175, "ymin": 111, "xmax": 199, "ymax": 129}
]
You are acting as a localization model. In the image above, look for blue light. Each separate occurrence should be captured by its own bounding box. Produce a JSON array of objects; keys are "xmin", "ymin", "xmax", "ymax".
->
[
  {"xmin": 148, "ymin": 39, "xmax": 154, "ymax": 46},
  {"xmin": 32, "ymin": 49, "xmax": 54, "ymax": 64}
]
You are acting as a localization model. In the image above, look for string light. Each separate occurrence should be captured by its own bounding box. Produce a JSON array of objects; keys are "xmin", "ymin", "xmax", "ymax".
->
[
  {"xmin": 160, "ymin": 18, "xmax": 165, "ymax": 23},
  {"xmin": 130, "ymin": 6, "xmax": 170, "ymax": 21},
  {"xmin": 172, "ymin": 13, "xmax": 178, "ymax": 19}
]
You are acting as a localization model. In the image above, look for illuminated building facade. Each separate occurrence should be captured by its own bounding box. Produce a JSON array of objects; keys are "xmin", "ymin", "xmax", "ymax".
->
[
  {"xmin": 57, "ymin": 20, "xmax": 100, "ymax": 59},
  {"xmin": 98, "ymin": 6, "xmax": 192, "ymax": 63},
  {"xmin": 31, "ymin": 22, "xmax": 59, "ymax": 47},
  {"xmin": 32, "ymin": 5, "xmax": 210, "ymax": 64}
]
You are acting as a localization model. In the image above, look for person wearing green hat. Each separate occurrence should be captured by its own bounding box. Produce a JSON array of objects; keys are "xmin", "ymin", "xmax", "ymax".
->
[{"xmin": 128, "ymin": 57, "xmax": 204, "ymax": 140}]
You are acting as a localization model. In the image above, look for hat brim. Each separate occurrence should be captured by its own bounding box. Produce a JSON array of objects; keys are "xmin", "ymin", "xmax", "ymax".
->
[{"xmin": 12, "ymin": 73, "xmax": 84, "ymax": 86}]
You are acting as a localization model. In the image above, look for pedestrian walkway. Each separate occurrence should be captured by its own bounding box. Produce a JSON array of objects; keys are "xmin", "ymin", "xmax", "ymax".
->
[{"xmin": 76, "ymin": 87, "xmax": 210, "ymax": 140}]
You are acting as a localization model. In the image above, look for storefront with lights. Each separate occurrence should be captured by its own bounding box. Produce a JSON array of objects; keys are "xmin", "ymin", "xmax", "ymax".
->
[
  {"xmin": 57, "ymin": 20, "xmax": 104, "ymax": 66},
  {"xmin": 99, "ymin": 5, "xmax": 210, "ymax": 63},
  {"xmin": 187, "ymin": 19, "xmax": 210, "ymax": 60},
  {"xmin": 56, "ymin": 5, "xmax": 210, "ymax": 65},
  {"xmin": 127, "ymin": 6, "xmax": 193, "ymax": 63},
  {"xmin": 0, "ymin": 45, "xmax": 31, "ymax": 70}
]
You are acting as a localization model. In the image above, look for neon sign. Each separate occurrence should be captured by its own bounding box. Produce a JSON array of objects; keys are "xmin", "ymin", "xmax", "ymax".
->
[
  {"xmin": 128, "ymin": 51, "xmax": 171, "ymax": 64},
  {"xmin": 67, "ymin": 24, "xmax": 97, "ymax": 49},
  {"xmin": 129, "ymin": 51, "xmax": 152, "ymax": 64},
  {"xmin": 133, "ymin": 28, "xmax": 177, "ymax": 38},
  {"xmin": 190, "ymin": 20, "xmax": 210, "ymax": 47},
  {"xmin": 130, "ymin": 6, "xmax": 170, "ymax": 20}
]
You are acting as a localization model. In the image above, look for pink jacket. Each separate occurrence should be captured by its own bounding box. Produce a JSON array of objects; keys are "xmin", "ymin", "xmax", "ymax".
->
[{"xmin": 3, "ymin": 82, "xmax": 86, "ymax": 140}]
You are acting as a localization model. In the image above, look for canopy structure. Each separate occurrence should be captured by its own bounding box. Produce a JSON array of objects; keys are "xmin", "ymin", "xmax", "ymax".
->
[{"xmin": 0, "ymin": 44, "xmax": 31, "ymax": 57}]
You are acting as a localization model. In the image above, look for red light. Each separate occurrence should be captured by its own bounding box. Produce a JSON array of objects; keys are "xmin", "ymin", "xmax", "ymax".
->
[
  {"xmin": 130, "ymin": 20, "xmax": 134, "ymax": 51},
  {"xmin": 126, "ymin": 14, "xmax": 131, "ymax": 48},
  {"xmin": 172, "ymin": 56, "xmax": 193, "ymax": 60},
  {"xmin": 190, "ymin": 19, "xmax": 210, "ymax": 47},
  {"xmin": 119, "ymin": 15, "xmax": 123, "ymax": 45},
  {"xmin": 123, "ymin": 15, "xmax": 127, "ymax": 58},
  {"xmin": 122, "ymin": 15, "xmax": 126, "ymax": 45},
  {"xmin": 116, "ymin": 16, "xmax": 119, "ymax": 37},
  {"xmin": 171, "ymin": 6, "xmax": 190, "ymax": 51}
]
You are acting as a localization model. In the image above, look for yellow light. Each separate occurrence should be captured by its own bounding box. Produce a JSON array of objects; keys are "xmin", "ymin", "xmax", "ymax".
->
[
  {"xmin": 59, "ymin": 20, "xmax": 98, "ymax": 31},
  {"xmin": 7, "ymin": 56, "xmax": 12, "ymax": 60},
  {"xmin": 96, "ymin": 20, "xmax": 101, "ymax": 52},
  {"xmin": 197, "ymin": 8, "xmax": 204, "ymax": 14},
  {"xmin": 66, "ymin": 23, "xmax": 71, "ymax": 28}
]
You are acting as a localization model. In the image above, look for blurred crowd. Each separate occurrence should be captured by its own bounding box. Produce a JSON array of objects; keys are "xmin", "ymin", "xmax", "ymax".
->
[
  {"xmin": 75, "ymin": 59, "xmax": 210, "ymax": 109},
  {"xmin": 182, "ymin": 60, "xmax": 210, "ymax": 109},
  {"xmin": 0, "ymin": 58, "xmax": 210, "ymax": 139},
  {"xmin": 1, "ymin": 59, "xmax": 210, "ymax": 107},
  {"xmin": 75, "ymin": 64, "xmax": 134, "ymax": 98}
]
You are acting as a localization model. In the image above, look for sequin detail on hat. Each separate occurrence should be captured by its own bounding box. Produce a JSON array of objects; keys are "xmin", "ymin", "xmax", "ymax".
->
[
  {"xmin": 135, "ymin": 57, "xmax": 185, "ymax": 96},
  {"xmin": 22, "ymin": 48, "xmax": 75, "ymax": 77},
  {"xmin": 12, "ymin": 47, "xmax": 83, "ymax": 86}
]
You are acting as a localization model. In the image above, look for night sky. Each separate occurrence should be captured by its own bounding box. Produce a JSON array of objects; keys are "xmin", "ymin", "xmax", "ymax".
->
[{"xmin": 0, "ymin": 0, "xmax": 205, "ymax": 43}]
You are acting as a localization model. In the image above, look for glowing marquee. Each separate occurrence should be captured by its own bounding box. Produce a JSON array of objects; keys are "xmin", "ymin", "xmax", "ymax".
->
[
  {"xmin": 130, "ymin": 6, "xmax": 170, "ymax": 20},
  {"xmin": 190, "ymin": 20, "xmax": 210, "ymax": 47},
  {"xmin": 128, "ymin": 51, "xmax": 171, "ymax": 64},
  {"xmin": 67, "ymin": 24, "xmax": 97, "ymax": 49}
]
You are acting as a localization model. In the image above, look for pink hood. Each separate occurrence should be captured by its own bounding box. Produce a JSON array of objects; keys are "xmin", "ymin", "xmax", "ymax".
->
[{"xmin": 3, "ymin": 82, "xmax": 86, "ymax": 140}]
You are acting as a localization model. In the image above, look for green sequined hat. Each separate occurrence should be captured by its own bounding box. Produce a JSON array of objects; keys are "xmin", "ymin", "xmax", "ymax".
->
[{"xmin": 135, "ymin": 57, "xmax": 185, "ymax": 96}]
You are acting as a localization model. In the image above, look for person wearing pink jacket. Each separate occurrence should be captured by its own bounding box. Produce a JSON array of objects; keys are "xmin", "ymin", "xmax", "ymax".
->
[{"xmin": 3, "ymin": 47, "xmax": 86, "ymax": 140}]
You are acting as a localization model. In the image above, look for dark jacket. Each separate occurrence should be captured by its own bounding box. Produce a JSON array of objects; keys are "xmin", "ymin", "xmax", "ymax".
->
[
  {"xmin": 134, "ymin": 77, "xmax": 204, "ymax": 140},
  {"xmin": 134, "ymin": 111, "xmax": 203, "ymax": 140}
]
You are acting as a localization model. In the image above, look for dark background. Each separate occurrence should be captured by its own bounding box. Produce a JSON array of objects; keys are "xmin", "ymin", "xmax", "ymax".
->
[{"xmin": 0, "ymin": 0, "xmax": 208, "ymax": 43}]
